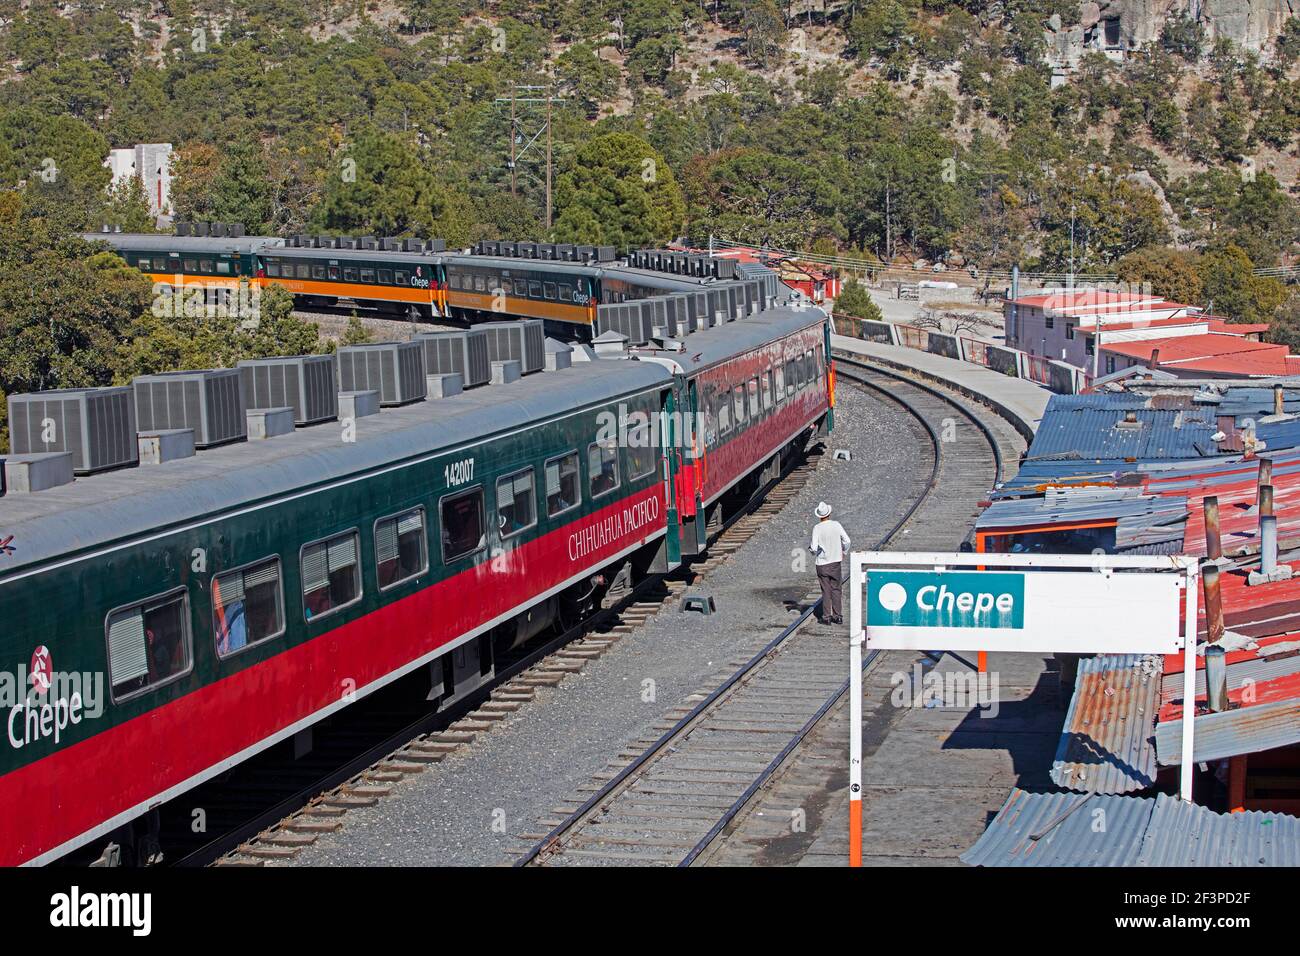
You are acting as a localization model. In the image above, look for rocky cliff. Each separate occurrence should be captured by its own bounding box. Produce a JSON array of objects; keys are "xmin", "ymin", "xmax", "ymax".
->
[{"xmin": 1047, "ymin": 0, "xmax": 1298, "ymax": 65}]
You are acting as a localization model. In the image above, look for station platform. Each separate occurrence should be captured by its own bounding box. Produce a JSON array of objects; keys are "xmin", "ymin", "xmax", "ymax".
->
[{"xmin": 831, "ymin": 334, "xmax": 1050, "ymax": 439}]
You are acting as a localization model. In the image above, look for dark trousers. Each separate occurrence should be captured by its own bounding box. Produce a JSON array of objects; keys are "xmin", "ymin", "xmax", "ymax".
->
[{"xmin": 816, "ymin": 562, "xmax": 842, "ymax": 620}]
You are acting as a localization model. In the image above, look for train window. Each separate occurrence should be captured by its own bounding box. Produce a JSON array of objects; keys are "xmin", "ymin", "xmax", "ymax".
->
[
  {"xmin": 378, "ymin": 269, "xmax": 393, "ymax": 284},
  {"xmin": 183, "ymin": 259, "xmax": 198, "ymax": 273},
  {"xmin": 543, "ymin": 282, "xmax": 557, "ymax": 300},
  {"xmin": 329, "ymin": 265, "xmax": 341, "ymax": 280},
  {"xmin": 199, "ymin": 259, "xmax": 215, "ymax": 274},
  {"xmin": 301, "ymin": 530, "xmax": 362, "ymax": 622},
  {"xmin": 588, "ymin": 440, "xmax": 620, "ymax": 498},
  {"xmin": 395, "ymin": 270, "xmax": 409, "ymax": 286},
  {"xmin": 761, "ymin": 372, "xmax": 774, "ymax": 410},
  {"xmin": 296, "ymin": 264, "xmax": 311, "ymax": 279},
  {"xmin": 788, "ymin": 358, "xmax": 801, "ymax": 391},
  {"xmin": 473, "ymin": 275, "xmax": 486, "ymax": 292},
  {"xmin": 559, "ymin": 284, "xmax": 573, "ymax": 302},
  {"xmin": 626, "ymin": 412, "xmax": 657, "ymax": 480},
  {"xmin": 441, "ymin": 488, "xmax": 486, "ymax": 562},
  {"xmin": 545, "ymin": 452, "xmax": 581, "ymax": 517},
  {"xmin": 717, "ymin": 392, "xmax": 732, "ymax": 434},
  {"xmin": 360, "ymin": 268, "xmax": 375, "ymax": 283},
  {"xmin": 774, "ymin": 365, "xmax": 786, "ymax": 400},
  {"xmin": 217, "ymin": 260, "xmax": 232, "ymax": 275},
  {"xmin": 804, "ymin": 351, "xmax": 815, "ymax": 385},
  {"xmin": 105, "ymin": 589, "xmax": 193, "ymax": 702},
  {"xmin": 748, "ymin": 379, "xmax": 760, "ymax": 417},
  {"xmin": 375, "ymin": 508, "xmax": 428, "ymax": 590},
  {"xmin": 496, "ymin": 468, "xmax": 537, "ymax": 537},
  {"xmin": 528, "ymin": 280, "xmax": 541, "ymax": 298},
  {"xmin": 213, "ymin": 558, "xmax": 285, "ymax": 659},
  {"xmin": 733, "ymin": 385, "xmax": 747, "ymax": 425},
  {"xmin": 312, "ymin": 265, "xmax": 327, "ymax": 280},
  {"xmin": 137, "ymin": 258, "xmax": 152, "ymax": 271},
  {"xmin": 343, "ymin": 267, "xmax": 358, "ymax": 282}
]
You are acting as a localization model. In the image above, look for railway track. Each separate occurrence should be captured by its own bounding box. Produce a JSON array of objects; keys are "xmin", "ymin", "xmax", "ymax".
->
[
  {"xmin": 165, "ymin": 438, "xmax": 826, "ymax": 867},
  {"xmin": 514, "ymin": 356, "xmax": 1020, "ymax": 866}
]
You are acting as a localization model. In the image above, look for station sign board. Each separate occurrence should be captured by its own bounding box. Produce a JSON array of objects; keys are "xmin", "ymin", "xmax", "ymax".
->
[
  {"xmin": 863, "ymin": 567, "xmax": 1182, "ymax": 654},
  {"xmin": 848, "ymin": 550, "xmax": 1201, "ymax": 866}
]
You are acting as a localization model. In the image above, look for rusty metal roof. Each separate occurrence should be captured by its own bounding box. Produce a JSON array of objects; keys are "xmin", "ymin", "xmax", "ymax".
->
[
  {"xmin": 1052, "ymin": 655, "xmax": 1161, "ymax": 795},
  {"xmin": 1154, "ymin": 687, "xmax": 1300, "ymax": 766},
  {"xmin": 962, "ymin": 789, "xmax": 1300, "ymax": 866}
]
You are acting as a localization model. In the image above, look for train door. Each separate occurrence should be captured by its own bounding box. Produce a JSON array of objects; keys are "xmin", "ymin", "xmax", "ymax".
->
[
  {"xmin": 661, "ymin": 385, "xmax": 683, "ymax": 570},
  {"xmin": 823, "ymin": 319, "xmax": 836, "ymax": 432},
  {"xmin": 432, "ymin": 262, "xmax": 447, "ymax": 317},
  {"xmin": 688, "ymin": 379, "xmax": 708, "ymax": 553}
]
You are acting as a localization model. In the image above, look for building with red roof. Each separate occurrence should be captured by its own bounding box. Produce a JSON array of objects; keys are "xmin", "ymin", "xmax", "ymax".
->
[{"xmin": 1005, "ymin": 287, "xmax": 1293, "ymax": 379}]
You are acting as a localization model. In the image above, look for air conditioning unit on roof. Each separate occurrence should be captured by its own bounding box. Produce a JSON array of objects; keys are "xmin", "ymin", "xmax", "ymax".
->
[
  {"xmin": 7, "ymin": 386, "xmax": 138, "ymax": 473},
  {"xmin": 336, "ymin": 342, "xmax": 426, "ymax": 406},
  {"xmin": 133, "ymin": 369, "xmax": 246, "ymax": 447}
]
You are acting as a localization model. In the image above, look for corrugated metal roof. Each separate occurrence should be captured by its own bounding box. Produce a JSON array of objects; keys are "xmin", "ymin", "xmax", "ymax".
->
[
  {"xmin": 959, "ymin": 789, "xmax": 1150, "ymax": 866},
  {"xmin": 977, "ymin": 488, "xmax": 1176, "ymax": 530},
  {"xmin": 962, "ymin": 789, "xmax": 1300, "ymax": 866},
  {"xmin": 1052, "ymin": 655, "xmax": 1161, "ymax": 794},
  {"xmin": 1154, "ymin": 692, "xmax": 1300, "ymax": 766},
  {"xmin": 1026, "ymin": 407, "xmax": 1218, "ymax": 462},
  {"xmin": 1138, "ymin": 794, "xmax": 1300, "ymax": 866}
]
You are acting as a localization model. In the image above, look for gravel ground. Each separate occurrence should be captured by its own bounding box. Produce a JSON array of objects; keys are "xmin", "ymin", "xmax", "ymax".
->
[{"xmin": 287, "ymin": 382, "xmax": 929, "ymax": 866}]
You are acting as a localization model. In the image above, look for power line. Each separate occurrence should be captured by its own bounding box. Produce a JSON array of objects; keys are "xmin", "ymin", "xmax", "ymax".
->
[{"xmin": 494, "ymin": 85, "xmax": 567, "ymax": 229}]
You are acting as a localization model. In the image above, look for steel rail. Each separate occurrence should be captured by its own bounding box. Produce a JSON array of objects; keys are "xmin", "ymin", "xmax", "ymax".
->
[
  {"xmin": 519, "ymin": 359, "xmax": 1005, "ymax": 866},
  {"xmin": 679, "ymin": 359, "xmax": 1006, "ymax": 865}
]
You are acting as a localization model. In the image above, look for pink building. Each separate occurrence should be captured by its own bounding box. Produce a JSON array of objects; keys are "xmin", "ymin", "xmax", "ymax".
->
[{"xmin": 1005, "ymin": 289, "xmax": 1290, "ymax": 379}]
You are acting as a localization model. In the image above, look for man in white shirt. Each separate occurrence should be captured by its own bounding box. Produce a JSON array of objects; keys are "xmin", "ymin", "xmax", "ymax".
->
[{"xmin": 810, "ymin": 501, "xmax": 850, "ymax": 625}]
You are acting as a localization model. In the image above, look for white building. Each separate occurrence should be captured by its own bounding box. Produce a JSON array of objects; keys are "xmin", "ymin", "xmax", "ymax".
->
[{"xmin": 105, "ymin": 143, "xmax": 173, "ymax": 220}]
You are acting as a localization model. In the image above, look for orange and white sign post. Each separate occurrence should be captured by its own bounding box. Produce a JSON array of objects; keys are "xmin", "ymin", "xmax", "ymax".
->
[{"xmin": 848, "ymin": 551, "xmax": 1199, "ymax": 867}]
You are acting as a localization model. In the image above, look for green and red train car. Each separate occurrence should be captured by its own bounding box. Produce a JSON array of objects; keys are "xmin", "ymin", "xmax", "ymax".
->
[{"xmin": 0, "ymin": 306, "xmax": 832, "ymax": 866}]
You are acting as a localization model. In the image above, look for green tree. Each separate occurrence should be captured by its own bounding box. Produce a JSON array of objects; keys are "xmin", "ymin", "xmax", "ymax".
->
[
  {"xmin": 1161, "ymin": 11, "xmax": 1204, "ymax": 62},
  {"xmin": 1116, "ymin": 247, "xmax": 1203, "ymax": 304},
  {"xmin": 1266, "ymin": 292, "xmax": 1300, "ymax": 352},
  {"xmin": 553, "ymin": 133, "xmax": 686, "ymax": 247},
  {"xmin": 833, "ymin": 280, "xmax": 883, "ymax": 321},
  {"xmin": 685, "ymin": 147, "xmax": 840, "ymax": 249},
  {"xmin": 1197, "ymin": 243, "xmax": 1287, "ymax": 323},
  {"xmin": 310, "ymin": 130, "xmax": 474, "ymax": 245}
]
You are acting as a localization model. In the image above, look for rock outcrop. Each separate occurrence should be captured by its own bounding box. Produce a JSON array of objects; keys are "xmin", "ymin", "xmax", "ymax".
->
[{"xmin": 1046, "ymin": 0, "xmax": 1298, "ymax": 66}]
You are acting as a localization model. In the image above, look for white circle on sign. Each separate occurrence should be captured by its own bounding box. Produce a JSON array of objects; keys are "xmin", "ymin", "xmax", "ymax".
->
[{"xmin": 878, "ymin": 582, "xmax": 907, "ymax": 612}]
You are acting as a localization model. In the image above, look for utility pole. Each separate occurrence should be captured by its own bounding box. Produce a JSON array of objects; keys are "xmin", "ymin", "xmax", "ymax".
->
[
  {"xmin": 546, "ymin": 92, "xmax": 553, "ymax": 230},
  {"xmin": 493, "ymin": 85, "xmax": 566, "ymax": 230}
]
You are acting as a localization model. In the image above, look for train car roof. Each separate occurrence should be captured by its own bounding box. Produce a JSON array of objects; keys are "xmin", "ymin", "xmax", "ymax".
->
[
  {"xmin": 596, "ymin": 266, "xmax": 730, "ymax": 293},
  {"xmin": 81, "ymin": 233, "xmax": 283, "ymax": 255},
  {"xmin": 271, "ymin": 246, "xmax": 442, "ymax": 265},
  {"xmin": 449, "ymin": 255, "xmax": 602, "ymax": 277},
  {"xmin": 631, "ymin": 305, "xmax": 827, "ymax": 374},
  {"xmin": 0, "ymin": 357, "xmax": 671, "ymax": 576}
]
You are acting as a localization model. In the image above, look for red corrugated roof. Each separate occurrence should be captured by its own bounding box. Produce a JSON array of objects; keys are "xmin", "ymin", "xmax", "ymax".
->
[
  {"xmin": 1103, "ymin": 334, "xmax": 1294, "ymax": 376},
  {"xmin": 1011, "ymin": 290, "xmax": 1155, "ymax": 308},
  {"xmin": 1206, "ymin": 318, "xmax": 1270, "ymax": 336}
]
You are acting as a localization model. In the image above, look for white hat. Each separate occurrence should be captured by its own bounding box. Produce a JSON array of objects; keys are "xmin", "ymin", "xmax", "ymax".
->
[{"xmin": 815, "ymin": 502, "xmax": 832, "ymax": 518}]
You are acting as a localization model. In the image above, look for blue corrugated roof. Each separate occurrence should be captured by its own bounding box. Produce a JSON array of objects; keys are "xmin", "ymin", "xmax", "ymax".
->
[
  {"xmin": 962, "ymin": 789, "xmax": 1300, "ymax": 866},
  {"xmin": 1027, "ymin": 406, "xmax": 1218, "ymax": 461}
]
